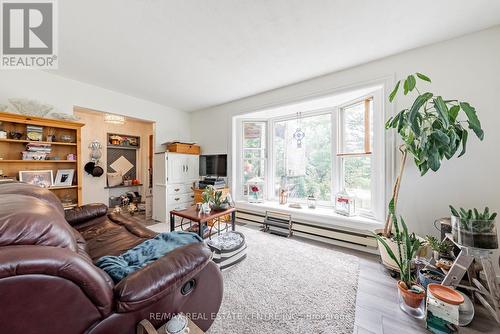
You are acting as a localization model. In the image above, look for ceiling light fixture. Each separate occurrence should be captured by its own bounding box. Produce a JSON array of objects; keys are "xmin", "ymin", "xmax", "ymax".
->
[{"xmin": 104, "ymin": 113, "xmax": 125, "ymax": 125}]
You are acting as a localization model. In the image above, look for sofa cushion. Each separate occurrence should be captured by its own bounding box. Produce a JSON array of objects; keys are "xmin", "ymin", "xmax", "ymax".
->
[
  {"xmin": 0, "ymin": 182, "xmax": 65, "ymax": 215},
  {"xmin": 76, "ymin": 216, "xmax": 151, "ymax": 261},
  {"xmin": 96, "ymin": 231, "xmax": 203, "ymax": 282},
  {"xmin": 0, "ymin": 194, "xmax": 77, "ymax": 251}
]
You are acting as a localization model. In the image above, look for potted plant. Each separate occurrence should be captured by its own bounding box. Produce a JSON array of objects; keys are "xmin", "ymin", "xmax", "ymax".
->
[
  {"xmin": 378, "ymin": 73, "xmax": 484, "ymax": 269},
  {"xmin": 425, "ymin": 235, "xmax": 453, "ymax": 261},
  {"xmin": 375, "ymin": 213, "xmax": 425, "ymax": 315},
  {"xmin": 201, "ymin": 186, "xmax": 232, "ymax": 212},
  {"xmin": 450, "ymin": 206, "xmax": 498, "ymax": 249},
  {"xmin": 201, "ymin": 186, "xmax": 214, "ymax": 214}
]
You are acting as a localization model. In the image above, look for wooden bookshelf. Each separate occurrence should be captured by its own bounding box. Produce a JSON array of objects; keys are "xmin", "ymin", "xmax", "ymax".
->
[{"xmin": 0, "ymin": 111, "xmax": 84, "ymax": 206}]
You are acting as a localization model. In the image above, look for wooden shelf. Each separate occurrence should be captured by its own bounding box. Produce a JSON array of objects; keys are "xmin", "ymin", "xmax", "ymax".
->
[
  {"xmin": 0, "ymin": 138, "xmax": 77, "ymax": 146},
  {"xmin": 0, "ymin": 159, "xmax": 77, "ymax": 163},
  {"xmin": 49, "ymin": 185, "xmax": 79, "ymax": 190},
  {"xmin": 63, "ymin": 204, "xmax": 78, "ymax": 210},
  {"xmin": 0, "ymin": 111, "xmax": 83, "ymax": 206},
  {"xmin": 105, "ymin": 183, "xmax": 143, "ymax": 189},
  {"xmin": 107, "ymin": 145, "xmax": 139, "ymax": 150}
]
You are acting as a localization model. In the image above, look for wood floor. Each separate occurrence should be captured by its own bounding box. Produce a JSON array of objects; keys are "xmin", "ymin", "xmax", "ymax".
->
[
  {"xmin": 144, "ymin": 219, "xmax": 499, "ymax": 333},
  {"xmin": 291, "ymin": 234, "xmax": 500, "ymax": 334}
]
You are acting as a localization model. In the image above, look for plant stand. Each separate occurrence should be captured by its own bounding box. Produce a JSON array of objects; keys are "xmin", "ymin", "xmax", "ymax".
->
[{"xmin": 441, "ymin": 233, "xmax": 500, "ymax": 323}]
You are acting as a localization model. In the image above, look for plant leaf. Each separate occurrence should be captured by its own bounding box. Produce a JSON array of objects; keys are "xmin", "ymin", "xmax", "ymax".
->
[
  {"xmin": 428, "ymin": 144, "xmax": 441, "ymax": 171},
  {"xmin": 407, "ymin": 75, "xmax": 416, "ymax": 92},
  {"xmin": 458, "ymin": 129, "xmax": 468, "ymax": 157},
  {"xmin": 373, "ymin": 233, "xmax": 402, "ymax": 271},
  {"xmin": 408, "ymin": 92, "xmax": 433, "ymax": 135},
  {"xmin": 460, "ymin": 102, "xmax": 484, "ymax": 140},
  {"xmin": 433, "ymin": 96, "xmax": 450, "ymax": 128},
  {"xmin": 403, "ymin": 79, "xmax": 409, "ymax": 95},
  {"xmin": 388, "ymin": 197, "xmax": 395, "ymax": 215},
  {"xmin": 416, "ymin": 73, "xmax": 431, "ymax": 82},
  {"xmin": 389, "ymin": 81, "xmax": 401, "ymax": 102},
  {"xmin": 449, "ymin": 105, "xmax": 460, "ymax": 122},
  {"xmin": 431, "ymin": 130, "xmax": 450, "ymax": 146}
]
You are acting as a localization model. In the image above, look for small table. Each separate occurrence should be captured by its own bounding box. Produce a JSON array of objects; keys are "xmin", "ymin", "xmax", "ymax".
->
[
  {"xmin": 137, "ymin": 318, "xmax": 204, "ymax": 334},
  {"xmin": 170, "ymin": 206, "xmax": 236, "ymax": 238}
]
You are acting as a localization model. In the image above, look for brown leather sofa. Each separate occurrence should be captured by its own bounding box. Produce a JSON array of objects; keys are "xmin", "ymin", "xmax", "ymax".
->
[{"xmin": 0, "ymin": 183, "xmax": 223, "ymax": 334}]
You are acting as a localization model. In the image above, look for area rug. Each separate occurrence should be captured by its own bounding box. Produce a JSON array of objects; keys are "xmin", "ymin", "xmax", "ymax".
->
[{"xmin": 147, "ymin": 223, "xmax": 360, "ymax": 333}]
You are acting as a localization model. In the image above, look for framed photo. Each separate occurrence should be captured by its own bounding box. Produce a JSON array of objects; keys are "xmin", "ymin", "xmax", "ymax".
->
[
  {"xmin": 19, "ymin": 170, "xmax": 53, "ymax": 188},
  {"xmin": 54, "ymin": 169, "xmax": 75, "ymax": 187}
]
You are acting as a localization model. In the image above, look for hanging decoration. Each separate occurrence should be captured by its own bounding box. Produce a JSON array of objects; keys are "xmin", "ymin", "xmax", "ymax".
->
[{"xmin": 292, "ymin": 112, "xmax": 305, "ymax": 148}]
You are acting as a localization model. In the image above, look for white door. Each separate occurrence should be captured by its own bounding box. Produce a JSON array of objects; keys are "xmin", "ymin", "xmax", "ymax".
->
[
  {"xmin": 186, "ymin": 155, "xmax": 199, "ymax": 180},
  {"xmin": 167, "ymin": 154, "xmax": 187, "ymax": 183}
]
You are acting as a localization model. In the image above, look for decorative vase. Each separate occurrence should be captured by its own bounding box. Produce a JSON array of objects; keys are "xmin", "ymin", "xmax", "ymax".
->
[{"xmin": 201, "ymin": 202, "xmax": 211, "ymax": 214}]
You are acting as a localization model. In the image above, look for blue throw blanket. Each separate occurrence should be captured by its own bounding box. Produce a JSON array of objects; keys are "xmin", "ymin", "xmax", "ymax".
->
[{"xmin": 96, "ymin": 231, "xmax": 203, "ymax": 282}]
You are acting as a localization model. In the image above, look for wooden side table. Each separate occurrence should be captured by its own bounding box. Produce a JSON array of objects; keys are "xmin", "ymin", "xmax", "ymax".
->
[{"xmin": 137, "ymin": 318, "xmax": 204, "ymax": 334}]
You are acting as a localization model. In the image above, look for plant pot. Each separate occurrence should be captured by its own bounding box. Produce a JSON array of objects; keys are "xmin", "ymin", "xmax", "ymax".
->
[
  {"xmin": 398, "ymin": 281, "xmax": 426, "ymax": 308},
  {"xmin": 375, "ymin": 229, "xmax": 428, "ymax": 272},
  {"xmin": 453, "ymin": 217, "xmax": 498, "ymax": 249},
  {"xmin": 212, "ymin": 204, "xmax": 230, "ymax": 211},
  {"xmin": 418, "ymin": 268, "xmax": 444, "ymax": 290},
  {"xmin": 376, "ymin": 233, "xmax": 400, "ymax": 271}
]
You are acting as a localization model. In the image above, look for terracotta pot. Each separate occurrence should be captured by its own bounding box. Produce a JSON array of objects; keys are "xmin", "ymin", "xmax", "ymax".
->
[{"xmin": 398, "ymin": 281, "xmax": 426, "ymax": 308}]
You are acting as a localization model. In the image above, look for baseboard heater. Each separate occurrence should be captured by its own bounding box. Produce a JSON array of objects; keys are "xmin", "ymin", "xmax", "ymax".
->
[{"xmin": 236, "ymin": 209, "xmax": 378, "ymax": 254}]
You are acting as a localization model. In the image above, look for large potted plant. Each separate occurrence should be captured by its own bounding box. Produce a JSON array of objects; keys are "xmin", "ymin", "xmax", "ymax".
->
[
  {"xmin": 378, "ymin": 73, "xmax": 484, "ymax": 269},
  {"xmin": 375, "ymin": 212, "xmax": 425, "ymax": 317}
]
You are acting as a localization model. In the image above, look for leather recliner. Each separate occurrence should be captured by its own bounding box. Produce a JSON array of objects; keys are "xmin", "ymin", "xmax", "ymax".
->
[{"xmin": 0, "ymin": 183, "xmax": 223, "ymax": 334}]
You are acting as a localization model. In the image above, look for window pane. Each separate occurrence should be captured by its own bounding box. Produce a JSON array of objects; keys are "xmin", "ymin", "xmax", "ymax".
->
[
  {"xmin": 242, "ymin": 122, "xmax": 266, "ymax": 197},
  {"xmin": 340, "ymin": 100, "xmax": 372, "ymax": 154},
  {"xmin": 273, "ymin": 114, "xmax": 332, "ymax": 201},
  {"xmin": 243, "ymin": 149, "xmax": 263, "ymax": 159},
  {"xmin": 343, "ymin": 156, "xmax": 371, "ymax": 210},
  {"xmin": 244, "ymin": 122, "xmax": 265, "ymax": 148},
  {"xmin": 243, "ymin": 159, "xmax": 265, "ymax": 195}
]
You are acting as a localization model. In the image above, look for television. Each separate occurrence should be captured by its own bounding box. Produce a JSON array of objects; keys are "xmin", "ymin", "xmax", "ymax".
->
[{"xmin": 199, "ymin": 154, "xmax": 227, "ymax": 177}]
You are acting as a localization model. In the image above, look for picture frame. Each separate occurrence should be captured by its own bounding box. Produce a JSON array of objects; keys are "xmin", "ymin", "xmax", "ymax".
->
[
  {"xmin": 54, "ymin": 169, "xmax": 75, "ymax": 187},
  {"xmin": 19, "ymin": 170, "xmax": 53, "ymax": 188}
]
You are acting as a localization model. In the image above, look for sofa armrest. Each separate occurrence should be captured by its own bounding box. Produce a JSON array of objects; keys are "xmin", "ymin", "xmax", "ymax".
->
[
  {"xmin": 114, "ymin": 243, "xmax": 212, "ymax": 312},
  {"xmin": 65, "ymin": 203, "xmax": 108, "ymax": 226},
  {"xmin": 0, "ymin": 245, "xmax": 114, "ymax": 316}
]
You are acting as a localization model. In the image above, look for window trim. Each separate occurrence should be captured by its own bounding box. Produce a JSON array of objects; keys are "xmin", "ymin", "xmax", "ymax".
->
[
  {"xmin": 238, "ymin": 120, "xmax": 268, "ymax": 200},
  {"xmin": 234, "ymin": 86, "xmax": 386, "ymax": 221}
]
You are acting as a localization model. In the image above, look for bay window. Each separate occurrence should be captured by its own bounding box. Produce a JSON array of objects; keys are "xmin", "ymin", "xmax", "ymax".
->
[{"xmin": 235, "ymin": 88, "xmax": 384, "ymax": 221}]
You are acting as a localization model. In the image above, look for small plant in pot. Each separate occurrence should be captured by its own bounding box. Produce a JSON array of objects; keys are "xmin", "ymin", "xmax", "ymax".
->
[
  {"xmin": 201, "ymin": 186, "xmax": 232, "ymax": 212},
  {"xmin": 450, "ymin": 206, "xmax": 498, "ymax": 249},
  {"xmin": 378, "ymin": 73, "xmax": 484, "ymax": 270},
  {"xmin": 425, "ymin": 235, "xmax": 453, "ymax": 261},
  {"xmin": 374, "ymin": 214, "xmax": 426, "ymax": 316}
]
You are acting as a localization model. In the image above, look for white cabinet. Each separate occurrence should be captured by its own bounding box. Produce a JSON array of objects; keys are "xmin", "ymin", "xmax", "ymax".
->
[{"xmin": 153, "ymin": 152, "xmax": 199, "ymax": 224}]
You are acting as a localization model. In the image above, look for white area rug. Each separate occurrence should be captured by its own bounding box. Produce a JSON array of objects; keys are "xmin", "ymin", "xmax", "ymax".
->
[{"xmin": 147, "ymin": 223, "xmax": 360, "ymax": 334}]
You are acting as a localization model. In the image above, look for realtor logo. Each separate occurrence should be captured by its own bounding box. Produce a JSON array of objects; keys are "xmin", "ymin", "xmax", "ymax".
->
[{"xmin": 1, "ymin": 0, "xmax": 58, "ymax": 69}]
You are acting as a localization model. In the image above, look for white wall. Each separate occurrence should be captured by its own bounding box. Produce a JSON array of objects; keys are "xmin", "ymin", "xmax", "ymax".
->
[
  {"xmin": 191, "ymin": 26, "xmax": 500, "ymax": 275},
  {"xmin": 0, "ymin": 70, "xmax": 191, "ymax": 204}
]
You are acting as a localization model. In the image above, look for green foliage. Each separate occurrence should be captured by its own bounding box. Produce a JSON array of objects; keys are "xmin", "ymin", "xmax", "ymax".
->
[
  {"xmin": 201, "ymin": 186, "xmax": 230, "ymax": 209},
  {"xmin": 374, "ymin": 215, "xmax": 422, "ymax": 287},
  {"xmin": 425, "ymin": 235, "xmax": 452, "ymax": 253},
  {"xmin": 449, "ymin": 205, "xmax": 497, "ymax": 233},
  {"xmin": 386, "ymin": 73, "xmax": 484, "ymax": 175},
  {"xmin": 201, "ymin": 186, "xmax": 214, "ymax": 204}
]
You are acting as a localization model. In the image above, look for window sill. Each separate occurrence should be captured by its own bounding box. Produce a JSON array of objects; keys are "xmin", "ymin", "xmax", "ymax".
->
[{"xmin": 235, "ymin": 200, "xmax": 384, "ymax": 233}]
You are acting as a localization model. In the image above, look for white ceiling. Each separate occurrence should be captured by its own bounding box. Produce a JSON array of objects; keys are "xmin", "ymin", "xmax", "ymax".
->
[{"xmin": 55, "ymin": 1, "xmax": 500, "ymax": 112}]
